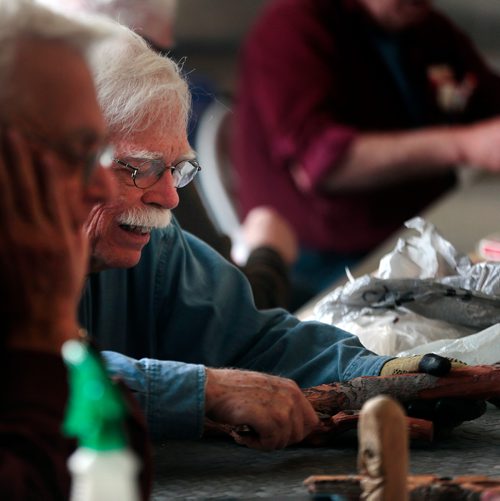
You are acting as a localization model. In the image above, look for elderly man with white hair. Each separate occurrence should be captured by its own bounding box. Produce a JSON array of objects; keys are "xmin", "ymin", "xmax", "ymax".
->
[
  {"xmin": 44, "ymin": 0, "xmax": 301, "ymax": 310},
  {"xmin": 68, "ymin": 21, "xmax": 485, "ymax": 451}
]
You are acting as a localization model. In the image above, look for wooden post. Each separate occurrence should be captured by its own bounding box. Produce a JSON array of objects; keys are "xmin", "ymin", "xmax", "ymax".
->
[{"xmin": 358, "ymin": 396, "xmax": 408, "ymax": 501}]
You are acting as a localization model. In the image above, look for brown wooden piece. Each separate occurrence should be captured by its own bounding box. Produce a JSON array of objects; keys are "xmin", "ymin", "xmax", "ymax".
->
[
  {"xmin": 304, "ymin": 411, "xmax": 432, "ymax": 446},
  {"xmin": 204, "ymin": 411, "xmax": 433, "ymax": 445},
  {"xmin": 304, "ymin": 395, "xmax": 500, "ymax": 500},
  {"xmin": 205, "ymin": 365, "xmax": 500, "ymax": 446},
  {"xmin": 304, "ymin": 474, "xmax": 500, "ymax": 500},
  {"xmin": 302, "ymin": 365, "xmax": 500, "ymax": 416},
  {"xmin": 357, "ymin": 396, "xmax": 408, "ymax": 501}
]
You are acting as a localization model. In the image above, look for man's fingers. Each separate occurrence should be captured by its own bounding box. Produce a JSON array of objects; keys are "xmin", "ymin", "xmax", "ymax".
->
[
  {"xmin": 34, "ymin": 150, "xmax": 60, "ymax": 224},
  {"xmin": 3, "ymin": 128, "xmax": 44, "ymax": 221},
  {"xmin": 234, "ymin": 423, "xmax": 286, "ymax": 451},
  {"xmin": 288, "ymin": 397, "xmax": 319, "ymax": 445},
  {"xmin": 38, "ymin": 150, "xmax": 75, "ymax": 230},
  {"xmin": 249, "ymin": 408, "xmax": 294, "ymax": 450},
  {"xmin": 245, "ymin": 389, "xmax": 319, "ymax": 449},
  {"xmin": 233, "ymin": 433, "xmax": 277, "ymax": 451}
]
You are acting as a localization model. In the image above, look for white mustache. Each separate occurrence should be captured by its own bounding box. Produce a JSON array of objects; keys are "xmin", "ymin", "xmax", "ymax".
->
[{"xmin": 117, "ymin": 207, "xmax": 172, "ymax": 229}]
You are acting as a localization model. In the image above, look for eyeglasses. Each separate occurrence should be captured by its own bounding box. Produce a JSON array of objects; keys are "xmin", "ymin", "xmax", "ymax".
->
[
  {"xmin": 12, "ymin": 126, "xmax": 114, "ymax": 182},
  {"xmin": 82, "ymin": 144, "xmax": 114, "ymax": 180},
  {"xmin": 113, "ymin": 157, "xmax": 201, "ymax": 189},
  {"xmin": 44, "ymin": 142, "xmax": 114, "ymax": 183}
]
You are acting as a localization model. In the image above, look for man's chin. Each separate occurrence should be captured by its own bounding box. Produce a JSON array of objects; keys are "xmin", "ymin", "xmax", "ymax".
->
[{"xmin": 89, "ymin": 249, "xmax": 143, "ymax": 273}]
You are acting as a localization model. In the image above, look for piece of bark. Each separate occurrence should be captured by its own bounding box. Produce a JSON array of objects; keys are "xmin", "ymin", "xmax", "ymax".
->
[
  {"xmin": 304, "ymin": 474, "xmax": 500, "ymax": 500},
  {"xmin": 205, "ymin": 365, "xmax": 500, "ymax": 447},
  {"xmin": 357, "ymin": 396, "xmax": 409, "ymax": 501},
  {"xmin": 302, "ymin": 365, "xmax": 500, "ymax": 416},
  {"xmin": 304, "ymin": 411, "xmax": 432, "ymax": 446},
  {"xmin": 204, "ymin": 411, "xmax": 433, "ymax": 445}
]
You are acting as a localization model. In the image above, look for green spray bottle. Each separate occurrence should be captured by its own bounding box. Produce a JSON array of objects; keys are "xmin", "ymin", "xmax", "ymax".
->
[{"xmin": 62, "ymin": 339, "xmax": 140, "ymax": 501}]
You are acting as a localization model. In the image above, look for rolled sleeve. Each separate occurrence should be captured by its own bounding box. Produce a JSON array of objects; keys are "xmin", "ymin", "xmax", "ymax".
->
[
  {"xmin": 299, "ymin": 125, "xmax": 357, "ymax": 191},
  {"xmin": 101, "ymin": 351, "xmax": 207, "ymax": 440}
]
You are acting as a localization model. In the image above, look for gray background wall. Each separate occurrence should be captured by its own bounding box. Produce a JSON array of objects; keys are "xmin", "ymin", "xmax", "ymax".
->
[{"xmin": 172, "ymin": 0, "xmax": 500, "ymax": 95}]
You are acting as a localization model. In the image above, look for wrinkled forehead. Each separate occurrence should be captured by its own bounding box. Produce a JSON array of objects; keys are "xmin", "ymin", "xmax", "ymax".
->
[{"xmin": 112, "ymin": 117, "xmax": 192, "ymax": 162}]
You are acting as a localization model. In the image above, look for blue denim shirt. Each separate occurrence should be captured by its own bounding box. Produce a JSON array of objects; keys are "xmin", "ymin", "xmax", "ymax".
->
[{"xmin": 79, "ymin": 219, "xmax": 390, "ymax": 439}]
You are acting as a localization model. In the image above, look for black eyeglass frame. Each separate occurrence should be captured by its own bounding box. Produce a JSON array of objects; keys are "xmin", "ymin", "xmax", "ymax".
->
[{"xmin": 113, "ymin": 157, "xmax": 201, "ymax": 189}]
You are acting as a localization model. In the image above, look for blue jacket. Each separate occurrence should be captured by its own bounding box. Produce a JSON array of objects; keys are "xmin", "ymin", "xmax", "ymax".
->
[{"xmin": 79, "ymin": 219, "xmax": 390, "ymax": 439}]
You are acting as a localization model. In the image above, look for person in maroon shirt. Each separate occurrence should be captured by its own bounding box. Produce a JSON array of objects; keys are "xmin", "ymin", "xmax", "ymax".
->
[
  {"xmin": 0, "ymin": 1, "xmax": 151, "ymax": 499},
  {"xmin": 233, "ymin": 0, "xmax": 500, "ymax": 304}
]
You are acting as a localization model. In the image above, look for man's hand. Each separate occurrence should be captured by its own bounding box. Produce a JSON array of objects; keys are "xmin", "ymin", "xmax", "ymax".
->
[
  {"xmin": 381, "ymin": 354, "xmax": 487, "ymax": 435},
  {"xmin": 205, "ymin": 368, "xmax": 319, "ymax": 450},
  {"xmin": 241, "ymin": 207, "xmax": 298, "ymax": 265},
  {"xmin": 0, "ymin": 128, "xmax": 87, "ymax": 351},
  {"xmin": 458, "ymin": 117, "xmax": 500, "ymax": 172}
]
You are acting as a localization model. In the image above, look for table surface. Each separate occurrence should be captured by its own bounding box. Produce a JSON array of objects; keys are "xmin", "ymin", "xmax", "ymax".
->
[
  {"xmin": 295, "ymin": 172, "xmax": 500, "ymax": 320},
  {"xmin": 152, "ymin": 174, "xmax": 500, "ymax": 500},
  {"xmin": 152, "ymin": 406, "xmax": 500, "ymax": 500}
]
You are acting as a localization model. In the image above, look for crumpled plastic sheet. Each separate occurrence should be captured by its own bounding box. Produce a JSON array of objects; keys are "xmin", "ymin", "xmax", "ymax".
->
[
  {"xmin": 314, "ymin": 217, "xmax": 500, "ymax": 359},
  {"xmin": 440, "ymin": 261, "xmax": 500, "ymax": 297},
  {"xmin": 316, "ymin": 275, "xmax": 500, "ymax": 331},
  {"xmin": 398, "ymin": 323, "xmax": 500, "ymax": 365}
]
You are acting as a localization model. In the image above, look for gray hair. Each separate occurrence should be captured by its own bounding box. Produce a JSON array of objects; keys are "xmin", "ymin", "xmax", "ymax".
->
[
  {"xmin": 0, "ymin": 0, "xmax": 112, "ymax": 92},
  {"xmin": 88, "ymin": 20, "xmax": 190, "ymax": 139}
]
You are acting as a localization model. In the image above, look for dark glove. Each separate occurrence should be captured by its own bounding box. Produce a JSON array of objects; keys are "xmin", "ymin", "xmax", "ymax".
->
[
  {"xmin": 380, "ymin": 353, "xmax": 487, "ymax": 436},
  {"xmin": 488, "ymin": 398, "xmax": 500, "ymax": 409}
]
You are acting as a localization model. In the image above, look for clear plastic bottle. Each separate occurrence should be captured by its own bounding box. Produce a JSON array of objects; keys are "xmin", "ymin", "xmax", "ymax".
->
[{"xmin": 68, "ymin": 447, "xmax": 140, "ymax": 501}]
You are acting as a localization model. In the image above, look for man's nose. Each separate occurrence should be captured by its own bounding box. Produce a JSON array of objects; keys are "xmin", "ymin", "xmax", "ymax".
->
[
  {"xmin": 140, "ymin": 169, "xmax": 179, "ymax": 209},
  {"xmin": 84, "ymin": 164, "xmax": 117, "ymax": 205}
]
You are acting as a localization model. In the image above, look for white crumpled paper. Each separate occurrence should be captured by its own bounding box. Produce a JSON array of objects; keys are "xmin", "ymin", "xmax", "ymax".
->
[
  {"xmin": 377, "ymin": 217, "xmax": 471, "ymax": 279},
  {"xmin": 314, "ymin": 217, "xmax": 500, "ymax": 360}
]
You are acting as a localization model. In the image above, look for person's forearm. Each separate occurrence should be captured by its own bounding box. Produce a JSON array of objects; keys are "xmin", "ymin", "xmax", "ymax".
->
[
  {"xmin": 100, "ymin": 351, "xmax": 207, "ymax": 440},
  {"xmin": 324, "ymin": 126, "xmax": 464, "ymax": 191}
]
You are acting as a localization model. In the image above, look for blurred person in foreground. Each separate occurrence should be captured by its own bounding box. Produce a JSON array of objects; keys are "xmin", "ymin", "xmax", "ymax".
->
[
  {"xmin": 233, "ymin": 0, "xmax": 500, "ymax": 304},
  {"xmin": 46, "ymin": 0, "xmax": 299, "ymax": 310},
  {"xmin": 62, "ymin": 19, "xmax": 483, "ymax": 451},
  {"xmin": 0, "ymin": 1, "xmax": 151, "ymax": 498}
]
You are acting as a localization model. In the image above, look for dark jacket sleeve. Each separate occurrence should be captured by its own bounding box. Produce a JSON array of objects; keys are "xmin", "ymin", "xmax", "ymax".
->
[
  {"xmin": 175, "ymin": 183, "xmax": 291, "ymax": 309},
  {"xmin": 0, "ymin": 350, "xmax": 152, "ymax": 501},
  {"xmin": 242, "ymin": 246, "xmax": 290, "ymax": 309}
]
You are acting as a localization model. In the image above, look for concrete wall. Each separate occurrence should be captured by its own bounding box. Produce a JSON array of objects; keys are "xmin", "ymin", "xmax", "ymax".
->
[{"xmin": 175, "ymin": 0, "xmax": 267, "ymax": 46}]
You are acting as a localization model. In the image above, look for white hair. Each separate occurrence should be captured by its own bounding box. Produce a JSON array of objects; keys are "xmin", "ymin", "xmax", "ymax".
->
[
  {"xmin": 88, "ymin": 20, "xmax": 190, "ymax": 139},
  {"xmin": 0, "ymin": 0, "xmax": 112, "ymax": 92},
  {"xmin": 117, "ymin": 206, "xmax": 172, "ymax": 230}
]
